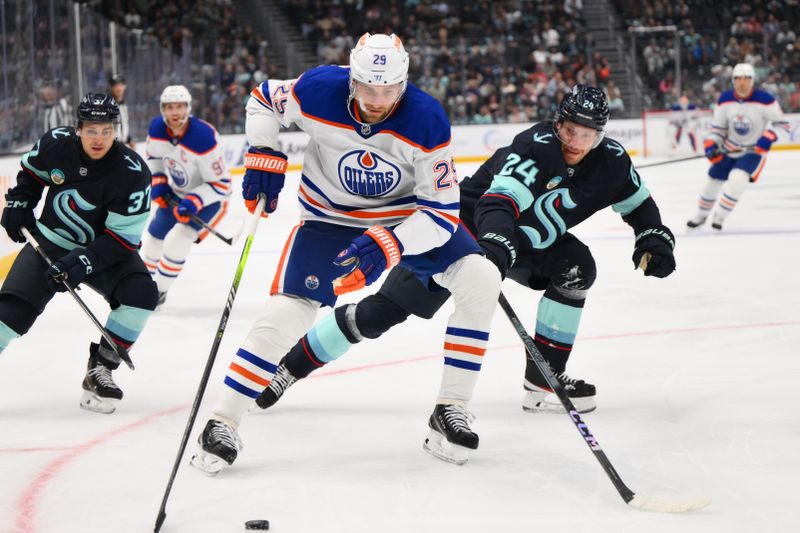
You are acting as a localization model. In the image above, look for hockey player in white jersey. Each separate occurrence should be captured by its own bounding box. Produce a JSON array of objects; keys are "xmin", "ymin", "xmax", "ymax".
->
[
  {"xmin": 669, "ymin": 94, "xmax": 699, "ymax": 153},
  {"xmin": 140, "ymin": 85, "xmax": 231, "ymax": 305},
  {"xmin": 191, "ymin": 33, "xmax": 501, "ymax": 474},
  {"xmin": 687, "ymin": 63, "xmax": 789, "ymax": 230}
]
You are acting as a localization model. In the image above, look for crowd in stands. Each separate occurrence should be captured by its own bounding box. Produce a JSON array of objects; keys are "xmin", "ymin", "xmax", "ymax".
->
[
  {"xmin": 280, "ymin": 0, "xmax": 611, "ymax": 125},
  {"xmin": 7, "ymin": 0, "xmax": 799, "ymax": 153},
  {"xmin": 614, "ymin": 0, "xmax": 800, "ymax": 111}
]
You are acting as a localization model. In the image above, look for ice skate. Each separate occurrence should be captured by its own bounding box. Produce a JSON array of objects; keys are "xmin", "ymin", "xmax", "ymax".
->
[
  {"xmin": 80, "ymin": 343, "xmax": 123, "ymax": 414},
  {"xmin": 710, "ymin": 214, "xmax": 724, "ymax": 231},
  {"xmin": 686, "ymin": 215, "xmax": 707, "ymax": 229},
  {"xmin": 423, "ymin": 404, "xmax": 478, "ymax": 465},
  {"xmin": 156, "ymin": 291, "xmax": 167, "ymax": 308},
  {"xmin": 254, "ymin": 358, "xmax": 298, "ymax": 410},
  {"xmin": 523, "ymin": 369, "xmax": 596, "ymax": 414},
  {"xmin": 190, "ymin": 419, "xmax": 243, "ymax": 476}
]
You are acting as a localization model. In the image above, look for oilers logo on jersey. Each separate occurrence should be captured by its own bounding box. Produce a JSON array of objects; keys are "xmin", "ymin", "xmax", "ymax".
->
[
  {"xmin": 732, "ymin": 114, "xmax": 752, "ymax": 136},
  {"xmin": 165, "ymin": 157, "xmax": 190, "ymax": 187},
  {"xmin": 338, "ymin": 150, "xmax": 401, "ymax": 197}
]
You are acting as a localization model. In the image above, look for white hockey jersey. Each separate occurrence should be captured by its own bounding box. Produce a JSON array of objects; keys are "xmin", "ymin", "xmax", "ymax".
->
[
  {"xmin": 707, "ymin": 89, "xmax": 788, "ymax": 157},
  {"xmin": 145, "ymin": 116, "xmax": 231, "ymax": 205},
  {"xmin": 246, "ymin": 65, "xmax": 459, "ymax": 256}
]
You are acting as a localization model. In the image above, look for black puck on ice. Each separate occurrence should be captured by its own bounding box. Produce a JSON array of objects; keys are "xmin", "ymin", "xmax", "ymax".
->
[{"xmin": 245, "ymin": 519, "xmax": 270, "ymax": 530}]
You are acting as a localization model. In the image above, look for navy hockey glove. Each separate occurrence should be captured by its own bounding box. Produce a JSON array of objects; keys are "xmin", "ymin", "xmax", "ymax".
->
[
  {"xmin": 756, "ymin": 130, "xmax": 778, "ymax": 155},
  {"xmin": 632, "ymin": 225, "xmax": 676, "ymax": 278},
  {"xmin": 173, "ymin": 194, "xmax": 203, "ymax": 224},
  {"xmin": 2, "ymin": 191, "xmax": 37, "ymax": 243},
  {"xmin": 243, "ymin": 148, "xmax": 288, "ymax": 215},
  {"xmin": 151, "ymin": 174, "xmax": 175, "ymax": 209},
  {"xmin": 478, "ymin": 232, "xmax": 517, "ymax": 279},
  {"xmin": 704, "ymin": 140, "xmax": 723, "ymax": 163},
  {"xmin": 45, "ymin": 248, "xmax": 97, "ymax": 292},
  {"xmin": 333, "ymin": 226, "xmax": 403, "ymax": 295}
]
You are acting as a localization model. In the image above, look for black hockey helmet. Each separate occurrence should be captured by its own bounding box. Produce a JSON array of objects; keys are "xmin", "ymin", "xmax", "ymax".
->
[
  {"xmin": 76, "ymin": 93, "xmax": 120, "ymax": 123},
  {"xmin": 555, "ymin": 84, "xmax": 609, "ymax": 132},
  {"xmin": 108, "ymin": 73, "xmax": 125, "ymax": 85}
]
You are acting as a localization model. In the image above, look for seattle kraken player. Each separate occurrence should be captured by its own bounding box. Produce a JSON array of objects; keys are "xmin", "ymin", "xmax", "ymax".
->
[
  {"xmin": 192, "ymin": 33, "xmax": 501, "ymax": 473},
  {"xmin": 141, "ymin": 85, "xmax": 231, "ymax": 305},
  {"xmin": 687, "ymin": 63, "xmax": 788, "ymax": 230},
  {"xmin": 255, "ymin": 85, "xmax": 677, "ymax": 417},
  {"xmin": 0, "ymin": 93, "xmax": 158, "ymax": 414}
]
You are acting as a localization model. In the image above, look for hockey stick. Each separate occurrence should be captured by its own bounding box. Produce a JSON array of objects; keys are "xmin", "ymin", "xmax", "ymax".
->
[
  {"xmin": 636, "ymin": 146, "xmax": 756, "ymax": 169},
  {"xmin": 20, "ymin": 227, "xmax": 135, "ymax": 370},
  {"xmin": 636, "ymin": 154, "xmax": 706, "ymax": 168},
  {"xmin": 166, "ymin": 196, "xmax": 235, "ymax": 246},
  {"xmin": 153, "ymin": 195, "xmax": 266, "ymax": 533},
  {"xmin": 497, "ymin": 291, "xmax": 710, "ymax": 513}
]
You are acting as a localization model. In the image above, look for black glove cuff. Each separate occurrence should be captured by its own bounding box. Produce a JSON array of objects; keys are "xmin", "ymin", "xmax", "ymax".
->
[{"xmin": 635, "ymin": 225, "xmax": 675, "ymax": 250}]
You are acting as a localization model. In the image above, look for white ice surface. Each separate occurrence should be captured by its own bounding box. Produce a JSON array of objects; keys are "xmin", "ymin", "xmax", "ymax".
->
[{"xmin": 1, "ymin": 153, "xmax": 799, "ymax": 533}]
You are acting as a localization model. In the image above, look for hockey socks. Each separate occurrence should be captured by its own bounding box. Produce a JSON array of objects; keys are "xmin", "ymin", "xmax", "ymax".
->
[{"xmin": 0, "ymin": 321, "xmax": 20, "ymax": 353}]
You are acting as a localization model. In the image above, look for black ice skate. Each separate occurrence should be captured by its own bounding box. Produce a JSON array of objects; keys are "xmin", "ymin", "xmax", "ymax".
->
[
  {"xmin": 156, "ymin": 291, "xmax": 167, "ymax": 308},
  {"xmin": 254, "ymin": 359, "xmax": 298, "ymax": 410},
  {"xmin": 686, "ymin": 215, "xmax": 707, "ymax": 229},
  {"xmin": 189, "ymin": 419, "xmax": 243, "ymax": 476},
  {"xmin": 423, "ymin": 404, "xmax": 479, "ymax": 465},
  {"xmin": 80, "ymin": 343, "xmax": 123, "ymax": 414},
  {"xmin": 523, "ymin": 367, "xmax": 596, "ymax": 414}
]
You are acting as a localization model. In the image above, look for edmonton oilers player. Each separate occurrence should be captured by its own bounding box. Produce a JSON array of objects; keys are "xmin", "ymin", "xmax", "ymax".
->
[
  {"xmin": 255, "ymin": 85, "xmax": 677, "ymax": 417},
  {"xmin": 0, "ymin": 93, "xmax": 157, "ymax": 414},
  {"xmin": 191, "ymin": 33, "xmax": 501, "ymax": 473},
  {"xmin": 687, "ymin": 63, "xmax": 788, "ymax": 230},
  {"xmin": 141, "ymin": 85, "xmax": 231, "ymax": 305}
]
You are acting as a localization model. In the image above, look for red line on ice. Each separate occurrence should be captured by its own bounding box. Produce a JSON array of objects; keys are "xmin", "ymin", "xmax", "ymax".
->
[{"xmin": 9, "ymin": 319, "xmax": 799, "ymax": 532}]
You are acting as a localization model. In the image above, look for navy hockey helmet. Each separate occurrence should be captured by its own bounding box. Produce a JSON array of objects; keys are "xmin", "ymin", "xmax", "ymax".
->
[
  {"xmin": 76, "ymin": 93, "xmax": 120, "ymax": 123},
  {"xmin": 555, "ymin": 84, "xmax": 610, "ymax": 133}
]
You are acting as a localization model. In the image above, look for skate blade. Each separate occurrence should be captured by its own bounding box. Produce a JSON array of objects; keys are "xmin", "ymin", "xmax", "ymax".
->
[
  {"xmin": 79, "ymin": 391, "xmax": 119, "ymax": 414},
  {"xmin": 422, "ymin": 429, "xmax": 470, "ymax": 465},
  {"xmin": 522, "ymin": 392, "xmax": 596, "ymax": 414},
  {"xmin": 189, "ymin": 449, "xmax": 227, "ymax": 476}
]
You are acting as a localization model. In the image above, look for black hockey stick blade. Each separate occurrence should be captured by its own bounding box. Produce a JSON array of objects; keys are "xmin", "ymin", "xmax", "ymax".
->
[
  {"xmin": 498, "ymin": 292, "xmax": 710, "ymax": 513},
  {"xmin": 21, "ymin": 227, "xmax": 134, "ymax": 369}
]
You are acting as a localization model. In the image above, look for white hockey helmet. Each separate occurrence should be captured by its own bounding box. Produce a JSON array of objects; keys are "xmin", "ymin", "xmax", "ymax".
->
[
  {"xmin": 732, "ymin": 63, "xmax": 754, "ymax": 78},
  {"xmin": 160, "ymin": 85, "xmax": 192, "ymax": 117},
  {"xmin": 349, "ymin": 33, "xmax": 409, "ymax": 90}
]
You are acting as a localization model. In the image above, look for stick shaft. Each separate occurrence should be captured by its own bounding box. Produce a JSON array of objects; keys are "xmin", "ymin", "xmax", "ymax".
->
[
  {"xmin": 153, "ymin": 196, "xmax": 266, "ymax": 533},
  {"xmin": 498, "ymin": 292, "xmax": 635, "ymax": 504},
  {"xmin": 166, "ymin": 196, "xmax": 233, "ymax": 245},
  {"xmin": 20, "ymin": 227, "xmax": 134, "ymax": 370}
]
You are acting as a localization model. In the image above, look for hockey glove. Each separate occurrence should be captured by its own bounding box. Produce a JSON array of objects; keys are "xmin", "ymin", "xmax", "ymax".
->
[
  {"xmin": 704, "ymin": 140, "xmax": 723, "ymax": 164},
  {"xmin": 173, "ymin": 194, "xmax": 203, "ymax": 224},
  {"xmin": 632, "ymin": 225, "xmax": 676, "ymax": 278},
  {"xmin": 243, "ymin": 148, "xmax": 288, "ymax": 215},
  {"xmin": 478, "ymin": 232, "xmax": 517, "ymax": 279},
  {"xmin": 1, "ymin": 191, "xmax": 37, "ymax": 243},
  {"xmin": 756, "ymin": 130, "xmax": 778, "ymax": 154},
  {"xmin": 333, "ymin": 226, "xmax": 403, "ymax": 296},
  {"xmin": 151, "ymin": 174, "xmax": 174, "ymax": 209},
  {"xmin": 45, "ymin": 248, "xmax": 97, "ymax": 292}
]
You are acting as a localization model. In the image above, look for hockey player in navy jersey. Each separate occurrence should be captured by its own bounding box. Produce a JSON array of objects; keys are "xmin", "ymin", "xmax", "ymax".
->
[
  {"xmin": 687, "ymin": 63, "xmax": 789, "ymax": 230},
  {"xmin": 141, "ymin": 85, "xmax": 231, "ymax": 306},
  {"xmin": 254, "ymin": 85, "xmax": 677, "ymax": 418},
  {"xmin": 0, "ymin": 93, "xmax": 158, "ymax": 414},
  {"xmin": 191, "ymin": 33, "xmax": 501, "ymax": 473}
]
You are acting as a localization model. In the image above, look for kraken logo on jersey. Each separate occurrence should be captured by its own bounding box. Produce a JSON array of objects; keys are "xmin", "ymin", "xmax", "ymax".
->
[
  {"xmin": 519, "ymin": 188, "xmax": 577, "ymax": 249},
  {"xmin": 50, "ymin": 169, "xmax": 66, "ymax": 185},
  {"xmin": 732, "ymin": 114, "xmax": 752, "ymax": 136},
  {"xmin": 338, "ymin": 150, "xmax": 401, "ymax": 197},
  {"xmin": 165, "ymin": 157, "xmax": 189, "ymax": 188},
  {"xmin": 53, "ymin": 189, "xmax": 97, "ymax": 245}
]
